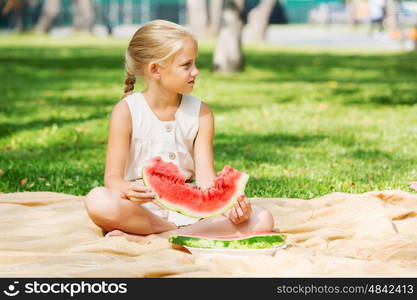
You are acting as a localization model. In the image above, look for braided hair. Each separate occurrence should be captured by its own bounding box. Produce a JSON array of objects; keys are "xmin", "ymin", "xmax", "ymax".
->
[{"xmin": 122, "ymin": 73, "xmax": 136, "ymax": 99}]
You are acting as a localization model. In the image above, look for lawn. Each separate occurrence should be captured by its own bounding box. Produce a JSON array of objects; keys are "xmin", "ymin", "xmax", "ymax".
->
[{"xmin": 0, "ymin": 35, "xmax": 416, "ymax": 199}]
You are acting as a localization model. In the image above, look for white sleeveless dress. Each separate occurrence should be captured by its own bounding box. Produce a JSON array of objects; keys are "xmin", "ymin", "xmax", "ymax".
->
[{"xmin": 123, "ymin": 92, "xmax": 201, "ymax": 226}]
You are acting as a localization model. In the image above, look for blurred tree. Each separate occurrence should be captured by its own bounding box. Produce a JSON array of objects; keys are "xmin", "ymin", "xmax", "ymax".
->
[
  {"xmin": 208, "ymin": 0, "xmax": 223, "ymax": 36},
  {"xmin": 72, "ymin": 0, "xmax": 94, "ymax": 33},
  {"xmin": 245, "ymin": 0, "xmax": 276, "ymax": 42},
  {"xmin": 213, "ymin": 0, "xmax": 244, "ymax": 73},
  {"xmin": 2, "ymin": 0, "xmax": 27, "ymax": 32},
  {"xmin": 385, "ymin": 0, "xmax": 399, "ymax": 33},
  {"xmin": 34, "ymin": 0, "xmax": 60, "ymax": 33},
  {"xmin": 186, "ymin": 0, "xmax": 208, "ymax": 39},
  {"xmin": 345, "ymin": 0, "xmax": 361, "ymax": 26}
]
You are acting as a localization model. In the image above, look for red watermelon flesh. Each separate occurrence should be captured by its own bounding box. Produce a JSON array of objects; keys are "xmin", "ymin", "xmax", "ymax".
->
[{"xmin": 142, "ymin": 156, "xmax": 249, "ymax": 218}]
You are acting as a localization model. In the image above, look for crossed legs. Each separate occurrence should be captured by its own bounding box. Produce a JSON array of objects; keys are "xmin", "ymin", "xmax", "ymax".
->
[{"xmin": 84, "ymin": 186, "xmax": 275, "ymax": 243}]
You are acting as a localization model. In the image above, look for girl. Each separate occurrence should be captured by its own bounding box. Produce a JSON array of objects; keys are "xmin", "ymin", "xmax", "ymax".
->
[{"xmin": 84, "ymin": 20, "xmax": 274, "ymax": 243}]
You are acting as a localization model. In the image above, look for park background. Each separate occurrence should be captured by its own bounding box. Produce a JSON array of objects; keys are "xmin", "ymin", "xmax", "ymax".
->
[{"xmin": 0, "ymin": 0, "xmax": 416, "ymax": 199}]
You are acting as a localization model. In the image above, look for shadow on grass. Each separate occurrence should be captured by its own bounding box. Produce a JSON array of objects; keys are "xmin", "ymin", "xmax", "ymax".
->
[
  {"xmin": 0, "ymin": 47, "xmax": 124, "ymax": 70},
  {"xmin": 246, "ymin": 50, "xmax": 417, "ymax": 79},
  {"xmin": 213, "ymin": 131, "xmax": 358, "ymax": 165},
  {"xmin": 1, "ymin": 45, "xmax": 416, "ymax": 122},
  {"xmin": 0, "ymin": 111, "xmax": 109, "ymax": 138},
  {"xmin": 229, "ymin": 51, "xmax": 417, "ymax": 106},
  {"xmin": 208, "ymin": 103, "xmax": 249, "ymax": 114},
  {"xmin": 347, "ymin": 148, "xmax": 394, "ymax": 160}
]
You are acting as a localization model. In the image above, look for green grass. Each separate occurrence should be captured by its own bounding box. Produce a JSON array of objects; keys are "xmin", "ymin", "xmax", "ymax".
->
[{"xmin": 0, "ymin": 35, "xmax": 416, "ymax": 199}]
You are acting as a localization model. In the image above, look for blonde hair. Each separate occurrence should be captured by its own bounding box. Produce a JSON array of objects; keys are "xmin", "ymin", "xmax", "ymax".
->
[{"xmin": 122, "ymin": 20, "xmax": 197, "ymax": 99}]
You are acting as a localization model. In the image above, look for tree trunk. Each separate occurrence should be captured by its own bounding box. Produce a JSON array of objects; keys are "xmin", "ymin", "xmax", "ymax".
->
[
  {"xmin": 186, "ymin": 0, "xmax": 208, "ymax": 39},
  {"xmin": 2, "ymin": 0, "xmax": 26, "ymax": 32},
  {"xmin": 72, "ymin": 0, "xmax": 95, "ymax": 33},
  {"xmin": 213, "ymin": 0, "xmax": 244, "ymax": 73},
  {"xmin": 246, "ymin": 0, "xmax": 276, "ymax": 42},
  {"xmin": 208, "ymin": 0, "xmax": 223, "ymax": 36},
  {"xmin": 123, "ymin": 0, "xmax": 133, "ymax": 25},
  {"xmin": 384, "ymin": 0, "xmax": 398, "ymax": 33},
  {"xmin": 15, "ymin": 7, "xmax": 25, "ymax": 32},
  {"xmin": 346, "ymin": 0, "xmax": 361, "ymax": 27},
  {"xmin": 34, "ymin": 0, "xmax": 60, "ymax": 33}
]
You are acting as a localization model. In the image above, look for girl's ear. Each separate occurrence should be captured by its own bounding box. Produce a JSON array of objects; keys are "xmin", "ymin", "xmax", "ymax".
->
[{"xmin": 148, "ymin": 62, "xmax": 161, "ymax": 80}]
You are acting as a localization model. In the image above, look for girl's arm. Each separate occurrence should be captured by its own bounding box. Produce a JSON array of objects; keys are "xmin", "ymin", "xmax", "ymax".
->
[
  {"xmin": 194, "ymin": 101, "xmax": 252, "ymax": 224},
  {"xmin": 103, "ymin": 100, "xmax": 132, "ymax": 196},
  {"xmin": 194, "ymin": 102, "xmax": 252, "ymax": 224},
  {"xmin": 194, "ymin": 102, "xmax": 216, "ymax": 189}
]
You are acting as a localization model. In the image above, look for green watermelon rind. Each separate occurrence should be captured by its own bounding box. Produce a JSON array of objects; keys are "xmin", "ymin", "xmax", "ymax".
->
[
  {"xmin": 168, "ymin": 234, "xmax": 286, "ymax": 249},
  {"xmin": 142, "ymin": 167, "xmax": 249, "ymax": 219}
]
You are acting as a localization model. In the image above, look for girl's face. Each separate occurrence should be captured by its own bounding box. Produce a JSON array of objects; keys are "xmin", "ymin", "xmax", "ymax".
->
[{"xmin": 159, "ymin": 38, "xmax": 199, "ymax": 94}]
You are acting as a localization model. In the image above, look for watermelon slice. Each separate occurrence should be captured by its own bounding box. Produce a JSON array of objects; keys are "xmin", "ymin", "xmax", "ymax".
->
[
  {"xmin": 142, "ymin": 156, "xmax": 249, "ymax": 218},
  {"xmin": 169, "ymin": 232, "xmax": 286, "ymax": 249}
]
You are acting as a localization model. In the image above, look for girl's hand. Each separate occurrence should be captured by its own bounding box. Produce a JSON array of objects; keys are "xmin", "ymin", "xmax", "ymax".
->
[
  {"xmin": 125, "ymin": 180, "xmax": 156, "ymax": 205},
  {"xmin": 223, "ymin": 195, "xmax": 252, "ymax": 225}
]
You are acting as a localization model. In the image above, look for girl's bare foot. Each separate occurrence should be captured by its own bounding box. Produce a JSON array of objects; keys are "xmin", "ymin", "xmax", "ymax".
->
[
  {"xmin": 105, "ymin": 230, "xmax": 150, "ymax": 243},
  {"xmin": 104, "ymin": 230, "xmax": 125, "ymax": 237}
]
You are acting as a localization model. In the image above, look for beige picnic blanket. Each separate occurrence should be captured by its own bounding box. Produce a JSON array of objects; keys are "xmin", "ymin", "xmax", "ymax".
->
[{"xmin": 0, "ymin": 190, "xmax": 417, "ymax": 277}]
